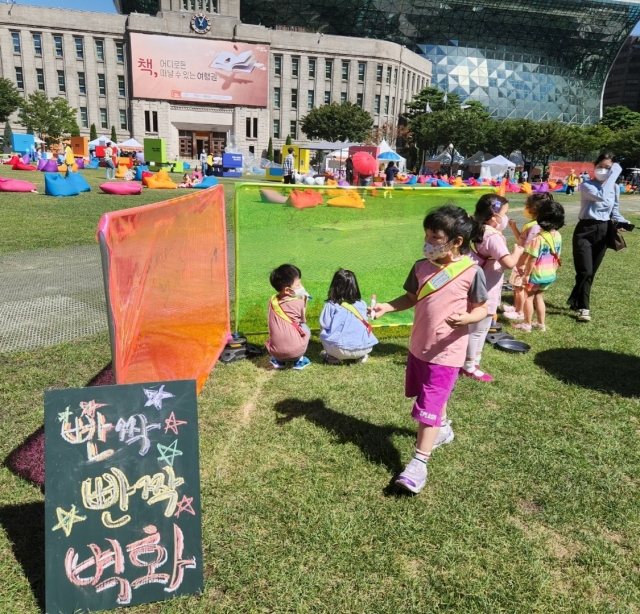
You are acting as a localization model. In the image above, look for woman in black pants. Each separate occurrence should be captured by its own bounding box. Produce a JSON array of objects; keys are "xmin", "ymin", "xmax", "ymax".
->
[{"xmin": 567, "ymin": 153, "xmax": 629, "ymax": 322}]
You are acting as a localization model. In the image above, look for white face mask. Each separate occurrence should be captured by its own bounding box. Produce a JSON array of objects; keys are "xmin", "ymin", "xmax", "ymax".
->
[
  {"xmin": 594, "ymin": 168, "xmax": 610, "ymax": 181},
  {"xmin": 294, "ymin": 286, "xmax": 307, "ymax": 297},
  {"xmin": 423, "ymin": 241, "xmax": 452, "ymax": 261},
  {"xmin": 498, "ymin": 214, "xmax": 509, "ymax": 231}
]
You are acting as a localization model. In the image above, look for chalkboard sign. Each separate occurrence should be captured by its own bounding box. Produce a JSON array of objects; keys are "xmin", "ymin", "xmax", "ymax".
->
[{"xmin": 45, "ymin": 380, "xmax": 203, "ymax": 614}]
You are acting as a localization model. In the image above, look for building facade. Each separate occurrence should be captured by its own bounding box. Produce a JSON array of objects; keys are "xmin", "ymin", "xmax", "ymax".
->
[
  {"xmin": 0, "ymin": 1, "xmax": 431, "ymax": 160},
  {"xmin": 603, "ymin": 35, "xmax": 640, "ymax": 113}
]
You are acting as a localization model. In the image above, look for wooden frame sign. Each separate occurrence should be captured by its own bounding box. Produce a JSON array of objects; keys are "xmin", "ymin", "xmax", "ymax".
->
[{"xmin": 44, "ymin": 380, "xmax": 203, "ymax": 613}]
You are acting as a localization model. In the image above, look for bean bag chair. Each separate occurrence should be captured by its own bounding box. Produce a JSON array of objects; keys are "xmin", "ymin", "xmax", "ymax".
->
[
  {"xmin": 431, "ymin": 181, "xmax": 438, "ymax": 187},
  {"xmin": 288, "ymin": 189, "xmax": 323, "ymax": 209},
  {"xmin": 45, "ymin": 173, "xmax": 80, "ymax": 197},
  {"xmin": 417, "ymin": 175, "xmax": 427, "ymax": 184},
  {"xmin": 314, "ymin": 177, "xmax": 325, "ymax": 186},
  {"xmin": 338, "ymin": 180, "xmax": 350, "ymax": 187},
  {"xmin": 100, "ymin": 181, "xmax": 142, "ymax": 195},
  {"xmin": 520, "ymin": 182, "xmax": 532, "ymax": 194},
  {"xmin": 141, "ymin": 171, "xmax": 154, "ymax": 187},
  {"xmin": 6, "ymin": 155, "xmax": 21, "ymax": 166},
  {"xmin": 0, "ymin": 177, "xmax": 37, "ymax": 192},
  {"xmin": 406, "ymin": 176, "xmax": 418, "ymax": 186},
  {"xmin": 75, "ymin": 158, "xmax": 85, "ymax": 169},
  {"xmin": 87, "ymin": 158, "xmax": 100, "ymax": 169},
  {"xmin": 37, "ymin": 158, "xmax": 47, "ymax": 170},
  {"xmin": 192, "ymin": 170, "xmax": 203, "ymax": 181},
  {"xmin": 436, "ymin": 179, "xmax": 453, "ymax": 188},
  {"xmin": 467, "ymin": 178, "xmax": 480, "ymax": 187},
  {"xmin": 66, "ymin": 171, "xmax": 91, "ymax": 193},
  {"xmin": 183, "ymin": 162, "xmax": 191, "ymax": 170},
  {"xmin": 13, "ymin": 161, "xmax": 37, "ymax": 171},
  {"xmin": 115, "ymin": 165, "xmax": 129, "ymax": 178},
  {"xmin": 326, "ymin": 179, "xmax": 337, "ymax": 186},
  {"xmin": 58, "ymin": 163, "xmax": 78, "ymax": 173},
  {"xmin": 146, "ymin": 169, "xmax": 177, "ymax": 189},
  {"xmin": 134, "ymin": 165, "xmax": 149, "ymax": 181},
  {"xmin": 192, "ymin": 176, "xmax": 218, "ymax": 189},
  {"xmin": 117, "ymin": 157, "xmax": 133, "ymax": 168},
  {"xmin": 41, "ymin": 159, "xmax": 59, "ymax": 172},
  {"xmin": 327, "ymin": 192, "xmax": 365, "ymax": 209},
  {"xmin": 260, "ymin": 189, "xmax": 288, "ymax": 204},
  {"xmin": 22, "ymin": 155, "xmax": 30, "ymax": 164}
]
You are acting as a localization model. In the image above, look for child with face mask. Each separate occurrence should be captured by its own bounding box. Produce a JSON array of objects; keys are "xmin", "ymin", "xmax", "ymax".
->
[
  {"xmin": 373, "ymin": 206, "xmax": 488, "ymax": 494},
  {"xmin": 461, "ymin": 195, "xmax": 524, "ymax": 382},
  {"xmin": 266, "ymin": 264, "xmax": 311, "ymax": 370}
]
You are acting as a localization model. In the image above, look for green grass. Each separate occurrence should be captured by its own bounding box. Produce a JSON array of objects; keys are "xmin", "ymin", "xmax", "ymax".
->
[{"xmin": 1, "ymin": 212, "xmax": 640, "ymax": 612}]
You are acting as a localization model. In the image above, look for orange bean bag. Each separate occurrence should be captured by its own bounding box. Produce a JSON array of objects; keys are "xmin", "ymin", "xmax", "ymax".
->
[
  {"xmin": 327, "ymin": 192, "xmax": 365, "ymax": 209},
  {"xmin": 117, "ymin": 157, "xmax": 133, "ymax": 168},
  {"xmin": 520, "ymin": 182, "xmax": 532, "ymax": 194},
  {"xmin": 57, "ymin": 163, "xmax": 78, "ymax": 173},
  {"xmin": 326, "ymin": 179, "xmax": 337, "ymax": 186},
  {"xmin": 115, "ymin": 164, "xmax": 129, "ymax": 179},
  {"xmin": 288, "ymin": 189, "xmax": 323, "ymax": 209},
  {"xmin": 146, "ymin": 168, "xmax": 177, "ymax": 189}
]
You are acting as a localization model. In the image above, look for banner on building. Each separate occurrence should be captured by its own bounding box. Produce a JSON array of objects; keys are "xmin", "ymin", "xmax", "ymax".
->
[{"xmin": 130, "ymin": 33, "xmax": 269, "ymax": 107}]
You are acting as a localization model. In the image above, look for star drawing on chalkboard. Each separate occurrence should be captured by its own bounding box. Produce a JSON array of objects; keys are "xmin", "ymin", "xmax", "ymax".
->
[
  {"xmin": 144, "ymin": 385, "xmax": 175, "ymax": 410},
  {"xmin": 52, "ymin": 504, "xmax": 87, "ymax": 537},
  {"xmin": 157, "ymin": 439, "xmax": 183, "ymax": 467},
  {"xmin": 164, "ymin": 411, "xmax": 188, "ymax": 435},
  {"xmin": 174, "ymin": 495, "xmax": 196, "ymax": 517}
]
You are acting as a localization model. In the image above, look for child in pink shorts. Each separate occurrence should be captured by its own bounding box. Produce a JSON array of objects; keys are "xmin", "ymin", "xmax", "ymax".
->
[{"xmin": 373, "ymin": 205, "xmax": 488, "ymax": 494}]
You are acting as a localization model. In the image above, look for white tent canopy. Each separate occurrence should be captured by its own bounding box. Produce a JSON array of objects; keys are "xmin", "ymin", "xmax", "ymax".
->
[
  {"xmin": 117, "ymin": 138, "xmax": 143, "ymax": 149},
  {"xmin": 378, "ymin": 139, "xmax": 406, "ymax": 172},
  {"xmin": 88, "ymin": 136, "xmax": 109, "ymax": 147},
  {"xmin": 480, "ymin": 154, "xmax": 516, "ymax": 180}
]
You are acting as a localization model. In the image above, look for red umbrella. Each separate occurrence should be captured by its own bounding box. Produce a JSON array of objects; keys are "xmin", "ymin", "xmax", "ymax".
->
[{"xmin": 352, "ymin": 152, "xmax": 378, "ymax": 176}]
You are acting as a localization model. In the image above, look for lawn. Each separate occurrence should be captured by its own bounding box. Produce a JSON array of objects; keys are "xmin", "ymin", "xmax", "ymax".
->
[{"xmin": 1, "ymin": 177, "xmax": 640, "ymax": 613}]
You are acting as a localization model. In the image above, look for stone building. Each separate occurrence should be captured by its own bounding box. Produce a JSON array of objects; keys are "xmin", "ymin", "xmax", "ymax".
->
[{"xmin": 0, "ymin": 0, "xmax": 431, "ymax": 160}]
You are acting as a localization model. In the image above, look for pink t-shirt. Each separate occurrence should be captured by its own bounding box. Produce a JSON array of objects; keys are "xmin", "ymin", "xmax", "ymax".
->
[
  {"xmin": 469, "ymin": 228, "xmax": 509, "ymax": 315},
  {"xmin": 265, "ymin": 296, "xmax": 308, "ymax": 361},
  {"xmin": 404, "ymin": 259, "xmax": 488, "ymax": 367}
]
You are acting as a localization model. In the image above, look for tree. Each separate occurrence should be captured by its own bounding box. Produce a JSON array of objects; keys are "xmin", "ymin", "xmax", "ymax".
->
[
  {"xmin": 285, "ymin": 134, "xmax": 292, "ymax": 146},
  {"xmin": 2, "ymin": 121, "xmax": 12, "ymax": 152},
  {"xmin": 608, "ymin": 125, "xmax": 640, "ymax": 166},
  {"xmin": 90, "ymin": 123, "xmax": 97, "ymax": 141},
  {"xmin": 301, "ymin": 102, "xmax": 373, "ymax": 142},
  {"xmin": 70, "ymin": 121, "xmax": 81, "ymax": 137},
  {"xmin": 19, "ymin": 92, "xmax": 78, "ymax": 143},
  {"xmin": 111, "ymin": 125, "xmax": 118, "ymax": 143},
  {"xmin": 404, "ymin": 87, "xmax": 462, "ymax": 120},
  {"xmin": 0, "ymin": 78, "xmax": 22, "ymax": 124},
  {"xmin": 600, "ymin": 105, "xmax": 640, "ymax": 132},
  {"xmin": 266, "ymin": 137, "xmax": 273, "ymax": 162}
]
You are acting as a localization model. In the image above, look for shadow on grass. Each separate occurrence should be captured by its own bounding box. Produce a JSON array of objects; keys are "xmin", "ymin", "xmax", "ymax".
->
[
  {"xmin": 535, "ymin": 348, "xmax": 640, "ymax": 398},
  {"xmin": 0, "ymin": 502, "xmax": 45, "ymax": 612},
  {"xmin": 274, "ymin": 398, "xmax": 414, "ymax": 476}
]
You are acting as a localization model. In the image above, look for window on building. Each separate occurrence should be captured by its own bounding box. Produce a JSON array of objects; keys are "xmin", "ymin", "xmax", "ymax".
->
[
  {"xmin": 376, "ymin": 65, "xmax": 382, "ymax": 83},
  {"xmin": 58, "ymin": 69, "xmax": 66, "ymax": 92},
  {"xmin": 358, "ymin": 63, "xmax": 365, "ymax": 83},
  {"xmin": 291, "ymin": 88, "xmax": 297, "ymax": 109},
  {"xmin": 308, "ymin": 90, "xmax": 314, "ymax": 109},
  {"xmin": 341, "ymin": 61, "xmax": 349, "ymax": 81},
  {"xmin": 290, "ymin": 120, "xmax": 297, "ymax": 140},
  {"xmin": 391, "ymin": 96, "xmax": 395, "ymax": 113},
  {"xmin": 393, "ymin": 67, "xmax": 397, "ymax": 84},
  {"xmin": 411, "ymin": 73, "xmax": 415, "ymax": 90},
  {"xmin": 98, "ymin": 73, "xmax": 106, "ymax": 96},
  {"xmin": 152, "ymin": 111, "xmax": 158, "ymax": 132},
  {"xmin": 273, "ymin": 119, "xmax": 280, "ymax": 139},
  {"xmin": 245, "ymin": 117, "xmax": 251, "ymax": 138},
  {"xmin": 324, "ymin": 90, "xmax": 330, "ymax": 104},
  {"xmin": 15, "ymin": 67, "xmax": 24, "ymax": 90},
  {"xmin": 253, "ymin": 117, "xmax": 258, "ymax": 138},
  {"xmin": 274, "ymin": 87, "xmax": 280, "ymax": 108},
  {"xmin": 274, "ymin": 55, "xmax": 282, "ymax": 76},
  {"xmin": 374, "ymin": 94, "xmax": 380, "ymax": 114},
  {"xmin": 401, "ymin": 68, "xmax": 405, "ymax": 88},
  {"xmin": 308, "ymin": 58, "xmax": 316, "ymax": 78},
  {"xmin": 356, "ymin": 92, "xmax": 363, "ymax": 107},
  {"xmin": 145, "ymin": 110, "xmax": 150, "ymax": 132},
  {"xmin": 340, "ymin": 91, "xmax": 347, "ymax": 103},
  {"xmin": 119, "ymin": 109, "xmax": 127, "ymax": 130},
  {"xmin": 100, "ymin": 108, "xmax": 108, "ymax": 129},
  {"xmin": 80, "ymin": 106, "xmax": 88, "ymax": 128},
  {"xmin": 116, "ymin": 42, "xmax": 124, "ymax": 63},
  {"xmin": 384, "ymin": 95, "xmax": 389, "ymax": 114},
  {"xmin": 184, "ymin": 0, "xmax": 217, "ymax": 9},
  {"xmin": 54, "ymin": 36, "xmax": 63, "ymax": 57},
  {"xmin": 36, "ymin": 68, "xmax": 45, "ymax": 91},
  {"xmin": 325, "ymin": 60, "xmax": 332, "ymax": 79},
  {"xmin": 78, "ymin": 72, "xmax": 86, "ymax": 94},
  {"xmin": 33, "ymin": 34, "xmax": 42, "ymax": 56},
  {"xmin": 245, "ymin": 117, "xmax": 258, "ymax": 138},
  {"xmin": 291, "ymin": 57, "xmax": 299, "ymax": 77},
  {"xmin": 118, "ymin": 75, "xmax": 126, "ymax": 97},
  {"xmin": 75, "ymin": 38, "xmax": 84, "ymax": 59},
  {"xmin": 386, "ymin": 66, "xmax": 391, "ymax": 84},
  {"xmin": 96, "ymin": 40, "xmax": 104, "ymax": 62},
  {"xmin": 11, "ymin": 32, "xmax": 21, "ymax": 54}
]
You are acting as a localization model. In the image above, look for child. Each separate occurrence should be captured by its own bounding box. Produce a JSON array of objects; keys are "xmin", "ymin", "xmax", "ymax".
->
[
  {"xmin": 373, "ymin": 205, "xmax": 488, "ymax": 494},
  {"xmin": 462, "ymin": 194, "xmax": 523, "ymax": 382},
  {"xmin": 319, "ymin": 269, "xmax": 378, "ymax": 364},
  {"xmin": 513, "ymin": 201, "xmax": 565, "ymax": 333},
  {"xmin": 504, "ymin": 193, "xmax": 552, "ymax": 320},
  {"xmin": 178, "ymin": 173, "xmax": 193, "ymax": 188},
  {"xmin": 265, "ymin": 264, "xmax": 311, "ymax": 370}
]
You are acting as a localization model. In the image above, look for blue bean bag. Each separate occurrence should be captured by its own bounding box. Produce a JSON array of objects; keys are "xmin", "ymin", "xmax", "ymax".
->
[
  {"xmin": 45, "ymin": 173, "xmax": 80, "ymax": 197},
  {"xmin": 183, "ymin": 162, "xmax": 191, "ymax": 170},
  {"xmin": 66, "ymin": 171, "xmax": 91, "ymax": 193},
  {"xmin": 87, "ymin": 158, "xmax": 100, "ymax": 169},
  {"xmin": 192, "ymin": 176, "xmax": 219, "ymax": 189},
  {"xmin": 134, "ymin": 165, "xmax": 149, "ymax": 181},
  {"xmin": 406, "ymin": 175, "xmax": 418, "ymax": 185},
  {"xmin": 436, "ymin": 179, "xmax": 453, "ymax": 188}
]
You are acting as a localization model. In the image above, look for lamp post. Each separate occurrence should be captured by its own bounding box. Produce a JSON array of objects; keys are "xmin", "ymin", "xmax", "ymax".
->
[{"xmin": 448, "ymin": 143, "xmax": 454, "ymax": 177}]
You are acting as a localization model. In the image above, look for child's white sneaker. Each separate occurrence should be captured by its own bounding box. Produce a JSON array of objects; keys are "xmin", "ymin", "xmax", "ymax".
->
[
  {"xmin": 395, "ymin": 458, "xmax": 427, "ymax": 494},
  {"xmin": 432, "ymin": 420, "xmax": 454, "ymax": 450}
]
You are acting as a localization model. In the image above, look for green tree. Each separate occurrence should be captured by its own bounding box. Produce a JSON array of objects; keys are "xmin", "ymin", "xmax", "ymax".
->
[
  {"xmin": 2, "ymin": 121, "xmax": 12, "ymax": 152},
  {"xmin": 301, "ymin": 102, "xmax": 373, "ymax": 142},
  {"xmin": 564, "ymin": 124, "xmax": 613, "ymax": 161},
  {"xmin": 70, "ymin": 121, "xmax": 81, "ymax": 137},
  {"xmin": 19, "ymin": 92, "xmax": 78, "ymax": 143},
  {"xmin": 600, "ymin": 105, "xmax": 640, "ymax": 132},
  {"xmin": 404, "ymin": 87, "xmax": 462, "ymax": 119},
  {"xmin": 111, "ymin": 125, "xmax": 118, "ymax": 143},
  {"xmin": 608, "ymin": 126, "xmax": 640, "ymax": 166},
  {"xmin": 90, "ymin": 123, "xmax": 98, "ymax": 141},
  {"xmin": 285, "ymin": 134, "xmax": 292, "ymax": 146},
  {"xmin": 0, "ymin": 78, "xmax": 22, "ymax": 124},
  {"xmin": 266, "ymin": 136, "xmax": 274, "ymax": 162}
]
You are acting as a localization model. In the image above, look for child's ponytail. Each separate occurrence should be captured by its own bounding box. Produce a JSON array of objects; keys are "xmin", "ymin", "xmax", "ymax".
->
[{"xmin": 470, "ymin": 194, "xmax": 508, "ymax": 245}]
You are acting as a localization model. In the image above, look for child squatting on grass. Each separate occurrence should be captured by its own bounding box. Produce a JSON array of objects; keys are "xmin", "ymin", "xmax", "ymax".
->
[
  {"xmin": 461, "ymin": 194, "xmax": 524, "ymax": 383},
  {"xmin": 512, "ymin": 200, "xmax": 565, "ymax": 333},
  {"xmin": 265, "ymin": 264, "xmax": 312, "ymax": 370},
  {"xmin": 373, "ymin": 205, "xmax": 488, "ymax": 494},
  {"xmin": 319, "ymin": 269, "xmax": 379, "ymax": 364}
]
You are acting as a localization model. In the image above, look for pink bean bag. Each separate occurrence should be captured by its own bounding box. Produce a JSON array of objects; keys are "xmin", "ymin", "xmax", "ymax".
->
[
  {"xmin": 100, "ymin": 181, "xmax": 142, "ymax": 195},
  {"xmin": 0, "ymin": 177, "xmax": 37, "ymax": 192},
  {"xmin": 12, "ymin": 162, "xmax": 37, "ymax": 171}
]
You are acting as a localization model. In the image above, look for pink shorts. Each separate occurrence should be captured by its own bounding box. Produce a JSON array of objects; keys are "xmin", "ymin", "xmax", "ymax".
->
[{"xmin": 405, "ymin": 352, "xmax": 460, "ymax": 427}]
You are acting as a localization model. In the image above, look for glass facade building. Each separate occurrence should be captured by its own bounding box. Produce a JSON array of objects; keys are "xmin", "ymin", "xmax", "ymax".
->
[{"xmin": 115, "ymin": 1, "xmax": 640, "ymax": 124}]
